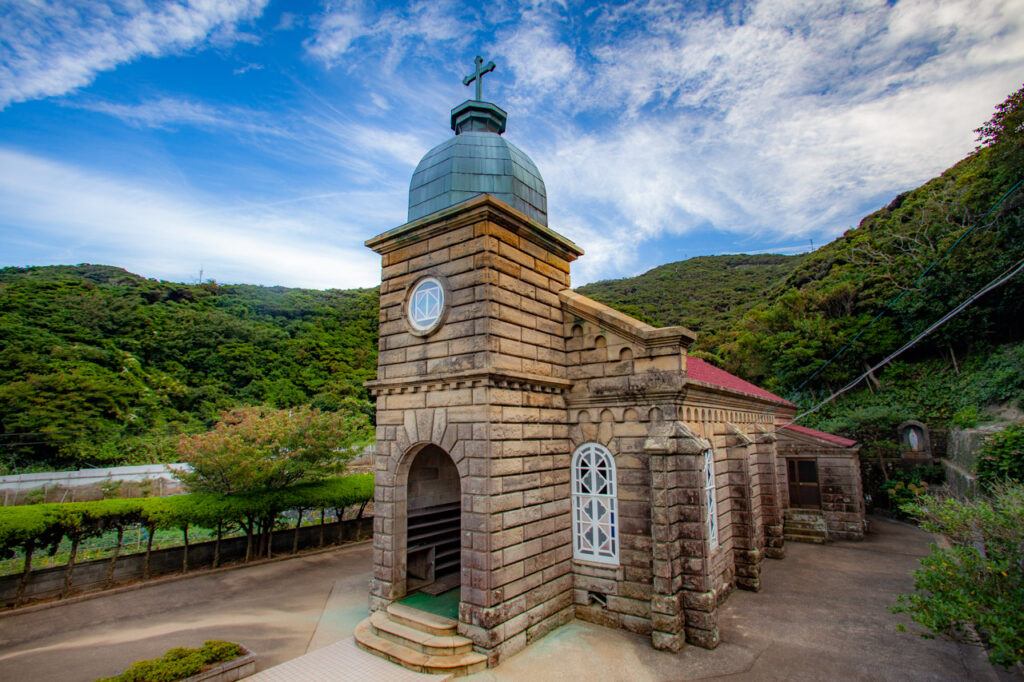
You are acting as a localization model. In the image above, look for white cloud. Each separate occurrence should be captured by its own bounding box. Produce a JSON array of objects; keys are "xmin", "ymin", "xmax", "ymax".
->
[
  {"xmin": 0, "ymin": 0, "xmax": 269, "ymax": 109},
  {"xmin": 306, "ymin": 0, "xmax": 466, "ymax": 69},
  {"xmin": 509, "ymin": 0, "xmax": 1024, "ymax": 277},
  {"xmin": 76, "ymin": 97, "xmax": 283, "ymax": 136},
  {"xmin": 0, "ymin": 147, "xmax": 382, "ymax": 289},
  {"xmin": 4, "ymin": 0, "xmax": 1022, "ymax": 288},
  {"xmin": 233, "ymin": 62, "xmax": 264, "ymax": 75}
]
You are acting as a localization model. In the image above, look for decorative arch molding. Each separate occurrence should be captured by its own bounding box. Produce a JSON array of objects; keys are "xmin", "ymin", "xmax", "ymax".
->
[
  {"xmin": 392, "ymin": 407, "xmax": 467, "ymax": 477},
  {"xmin": 394, "ymin": 440, "xmax": 468, "ymax": 484}
]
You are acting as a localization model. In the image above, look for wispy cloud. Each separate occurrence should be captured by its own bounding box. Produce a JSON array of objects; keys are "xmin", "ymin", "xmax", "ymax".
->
[
  {"xmin": 3, "ymin": 0, "xmax": 1021, "ymax": 289},
  {"xmin": 500, "ymin": 0, "xmax": 1024, "ymax": 278},
  {"xmin": 0, "ymin": 147, "xmax": 381, "ymax": 289},
  {"xmin": 298, "ymin": 0, "xmax": 1024, "ymax": 281},
  {"xmin": 0, "ymin": 0, "xmax": 269, "ymax": 109},
  {"xmin": 76, "ymin": 97, "xmax": 283, "ymax": 136},
  {"xmin": 233, "ymin": 62, "xmax": 265, "ymax": 75},
  {"xmin": 306, "ymin": 0, "xmax": 467, "ymax": 70}
]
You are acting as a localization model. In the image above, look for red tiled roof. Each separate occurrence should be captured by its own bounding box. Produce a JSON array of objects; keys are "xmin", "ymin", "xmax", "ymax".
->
[
  {"xmin": 779, "ymin": 423, "xmax": 858, "ymax": 448},
  {"xmin": 685, "ymin": 357, "xmax": 794, "ymax": 407}
]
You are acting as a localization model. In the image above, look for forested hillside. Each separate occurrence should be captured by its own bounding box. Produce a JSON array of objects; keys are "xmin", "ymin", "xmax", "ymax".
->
[
  {"xmin": 3, "ymin": 85, "xmax": 1022, "ymax": 473},
  {"xmin": 0, "ymin": 265, "xmax": 378, "ymax": 472},
  {"xmin": 584, "ymin": 85, "xmax": 1023, "ymax": 396},
  {"xmin": 584, "ymin": 84, "xmax": 1024, "ymax": 441},
  {"xmin": 578, "ymin": 254, "xmax": 804, "ymax": 336}
]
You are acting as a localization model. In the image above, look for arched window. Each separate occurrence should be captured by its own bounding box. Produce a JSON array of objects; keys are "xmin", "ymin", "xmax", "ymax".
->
[
  {"xmin": 703, "ymin": 448, "xmax": 719, "ymax": 550},
  {"xmin": 572, "ymin": 443, "xmax": 618, "ymax": 565}
]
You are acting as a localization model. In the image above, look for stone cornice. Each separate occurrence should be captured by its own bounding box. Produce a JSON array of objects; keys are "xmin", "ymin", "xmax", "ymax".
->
[
  {"xmin": 365, "ymin": 368, "xmax": 573, "ymax": 396},
  {"xmin": 366, "ymin": 194, "xmax": 584, "ymax": 262},
  {"xmin": 560, "ymin": 290, "xmax": 696, "ymax": 349},
  {"xmin": 566, "ymin": 388, "xmax": 688, "ymax": 409},
  {"xmin": 566, "ymin": 376, "xmax": 791, "ymax": 419}
]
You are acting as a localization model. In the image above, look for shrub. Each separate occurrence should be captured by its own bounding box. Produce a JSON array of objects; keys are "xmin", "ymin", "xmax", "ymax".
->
[
  {"xmin": 881, "ymin": 477, "xmax": 928, "ymax": 518},
  {"xmin": 975, "ymin": 423, "xmax": 1024, "ymax": 488},
  {"xmin": 950, "ymin": 406, "xmax": 979, "ymax": 429},
  {"xmin": 95, "ymin": 640, "xmax": 243, "ymax": 682},
  {"xmin": 892, "ymin": 484, "xmax": 1024, "ymax": 668},
  {"xmin": 817, "ymin": 405, "xmax": 907, "ymax": 444}
]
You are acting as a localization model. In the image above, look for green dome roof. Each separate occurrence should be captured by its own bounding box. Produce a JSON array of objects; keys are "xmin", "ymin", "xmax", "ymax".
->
[{"xmin": 408, "ymin": 100, "xmax": 547, "ymax": 225}]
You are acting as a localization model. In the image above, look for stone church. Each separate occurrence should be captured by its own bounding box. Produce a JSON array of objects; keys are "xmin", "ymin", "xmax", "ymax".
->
[{"xmin": 355, "ymin": 60, "xmax": 865, "ymax": 675}]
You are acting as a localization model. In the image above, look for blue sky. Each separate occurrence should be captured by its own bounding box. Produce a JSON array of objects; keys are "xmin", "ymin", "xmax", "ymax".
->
[{"xmin": 1, "ymin": 1, "xmax": 1022, "ymax": 289}]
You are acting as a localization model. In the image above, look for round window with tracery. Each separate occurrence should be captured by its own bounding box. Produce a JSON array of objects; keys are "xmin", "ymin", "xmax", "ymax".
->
[{"xmin": 407, "ymin": 276, "xmax": 446, "ymax": 334}]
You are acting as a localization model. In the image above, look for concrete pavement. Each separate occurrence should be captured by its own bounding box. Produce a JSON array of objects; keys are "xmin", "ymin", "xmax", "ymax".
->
[
  {"xmin": 473, "ymin": 518, "xmax": 999, "ymax": 681},
  {"xmin": 0, "ymin": 518, "xmax": 1004, "ymax": 681},
  {"xmin": 0, "ymin": 543, "xmax": 375, "ymax": 681}
]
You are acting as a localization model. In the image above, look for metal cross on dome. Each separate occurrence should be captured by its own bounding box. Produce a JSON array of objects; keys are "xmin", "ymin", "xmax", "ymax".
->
[{"xmin": 463, "ymin": 55, "xmax": 496, "ymax": 101}]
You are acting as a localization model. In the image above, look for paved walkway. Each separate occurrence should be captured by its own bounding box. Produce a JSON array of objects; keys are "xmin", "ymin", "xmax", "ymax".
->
[{"xmin": 0, "ymin": 518, "xmax": 1003, "ymax": 681}]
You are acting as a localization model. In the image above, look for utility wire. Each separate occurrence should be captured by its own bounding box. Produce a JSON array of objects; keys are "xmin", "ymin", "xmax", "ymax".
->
[
  {"xmin": 788, "ymin": 178, "xmax": 1023, "ymax": 397},
  {"xmin": 768, "ymin": 255, "xmax": 1024, "ymax": 439}
]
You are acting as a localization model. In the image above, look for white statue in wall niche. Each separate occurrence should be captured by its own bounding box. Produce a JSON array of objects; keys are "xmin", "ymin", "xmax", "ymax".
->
[{"xmin": 897, "ymin": 420, "xmax": 932, "ymax": 460}]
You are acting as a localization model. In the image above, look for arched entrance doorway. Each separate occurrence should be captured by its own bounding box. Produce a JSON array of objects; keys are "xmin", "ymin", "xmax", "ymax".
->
[{"xmin": 405, "ymin": 444, "xmax": 461, "ymax": 595}]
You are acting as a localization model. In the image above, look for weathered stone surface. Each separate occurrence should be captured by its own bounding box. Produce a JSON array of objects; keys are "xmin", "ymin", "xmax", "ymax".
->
[{"xmin": 363, "ymin": 194, "xmax": 863, "ymax": 666}]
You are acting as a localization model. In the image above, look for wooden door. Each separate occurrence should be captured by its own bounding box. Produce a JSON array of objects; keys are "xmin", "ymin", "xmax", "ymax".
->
[{"xmin": 787, "ymin": 458, "xmax": 821, "ymax": 508}]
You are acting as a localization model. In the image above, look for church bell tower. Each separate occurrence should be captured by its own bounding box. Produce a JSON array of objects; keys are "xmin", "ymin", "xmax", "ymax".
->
[{"xmin": 361, "ymin": 56, "xmax": 584, "ymax": 667}]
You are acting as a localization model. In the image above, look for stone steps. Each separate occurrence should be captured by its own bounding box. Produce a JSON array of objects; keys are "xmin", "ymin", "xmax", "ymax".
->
[
  {"xmin": 784, "ymin": 509, "xmax": 829, "ymax": 543},
  {"xmin": 354, "ymin": 603, "xmax": 487, "ymax": 677}
]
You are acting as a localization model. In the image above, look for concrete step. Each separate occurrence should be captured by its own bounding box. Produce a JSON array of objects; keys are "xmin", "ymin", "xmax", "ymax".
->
[
  {"xmin": 784, "ymin": 509, "xmax": 826, "ymax": 523},
  {"xmin": 355, "ymin": 619, "xmax": 487, "ymax": 677},
  {"xmin": 388, "ymin": 603, "xmax": 459, "ymax": 637},
  {"xmin": 370, "ymin": 610, "xmax": 475, "ymax": 656},
  {"xmin": 785, "ymin": 521, "xmax": 828, "ymax": 532},
  {"xmin": 784, "ymin": 532, "xmax": 828, "ymax": 544}
]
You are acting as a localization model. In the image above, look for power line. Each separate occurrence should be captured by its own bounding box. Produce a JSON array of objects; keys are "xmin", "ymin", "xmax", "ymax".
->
[
  {"xmin": 788, "ymin": 178, "xmax": 1023, "ymax": 397},
  {"xmin": 771, "ymin": 255, "xmax": 1024, "ymax": 436}
]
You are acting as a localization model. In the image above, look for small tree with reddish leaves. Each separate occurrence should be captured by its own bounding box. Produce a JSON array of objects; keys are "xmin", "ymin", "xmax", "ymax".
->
[
  {"xmin": 176, "ymin": 406, "xmax": 371, "ymax": 496},
  {"xmin": 975, "ymin": 83, "xmax": 1024, "ymax": 182}
]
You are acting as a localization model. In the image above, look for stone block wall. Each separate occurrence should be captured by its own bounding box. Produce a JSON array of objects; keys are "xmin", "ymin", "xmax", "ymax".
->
[
  {"xmin": 559, "ymin": 292, "xmax": 785, "ymax": 652},
  {"xmin": 777, "ymin": 434, "xmax": 865, "ymax": 540},
  {"xmin": 366, "ymin": 197, "xmax": 583, "ymax": 665},
  {"xmin": 366, "ymin": 195, "xmax": 817, "ymax": 665},
  {"xmin": 753, "ymin": 427, "xmax": 785, "ymax": 559},
  {"xmin": 568, "ymin": 407, "xmax": 655, "ymax": 639}
]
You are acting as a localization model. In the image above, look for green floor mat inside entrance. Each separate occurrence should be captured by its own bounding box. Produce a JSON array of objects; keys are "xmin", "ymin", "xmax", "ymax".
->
[{"xmin": 398, "ymin": 587, "xmax": 460, "ymax": 620}]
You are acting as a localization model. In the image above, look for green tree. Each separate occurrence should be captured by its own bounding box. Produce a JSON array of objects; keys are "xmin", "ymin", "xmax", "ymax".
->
[
  {"xmin": 892, "ymin": 484, "xmax": 1024, "ymax": 668},
  {"xmin": 175, "ymin": 406, "xmax": 371, "ymax": 495}
]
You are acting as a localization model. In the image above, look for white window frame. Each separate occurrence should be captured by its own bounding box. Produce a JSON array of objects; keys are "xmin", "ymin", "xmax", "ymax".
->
[
  {"xmin": 571, "ymin": 442, "xmax": 619, "ymax": 565},
  {"xmin": 703, "ymin": 448, "xmax": 719, "ymax": 550},
  {"xmin": 407, "ymin": 277, "xmax": 445, "ymax": 331}
]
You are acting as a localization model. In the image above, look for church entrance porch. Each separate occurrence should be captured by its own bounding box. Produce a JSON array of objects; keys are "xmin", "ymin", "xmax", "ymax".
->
[{"xmin": 405, "ymin": 445, "xmax": 461, "ymax": 596}]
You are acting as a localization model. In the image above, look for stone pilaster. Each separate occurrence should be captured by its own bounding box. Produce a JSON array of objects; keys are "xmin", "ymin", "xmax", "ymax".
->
[
  {"xmin": 644, "ymin": 420, "xmax": 717, "ymax": 651},
  {"xmin": 753, "ymin": 425, "xmax": 785, "ymax": 559},
  {"xmin": 723, "ymin": 424, "xmax": 764, "ymax": 591}
]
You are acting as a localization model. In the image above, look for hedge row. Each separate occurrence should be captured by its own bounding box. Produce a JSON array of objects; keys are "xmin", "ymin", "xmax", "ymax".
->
[{"xmin": 0, "ymin": 474, "xmax": 374, "ymax": 606}]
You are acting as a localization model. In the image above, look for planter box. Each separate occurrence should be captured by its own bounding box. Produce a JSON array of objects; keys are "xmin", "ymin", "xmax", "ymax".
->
[{"xmin": 184, "ymin": 647, "xmax": 256, "ymax": 682}]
